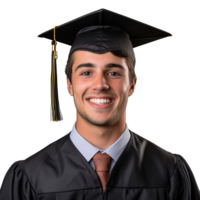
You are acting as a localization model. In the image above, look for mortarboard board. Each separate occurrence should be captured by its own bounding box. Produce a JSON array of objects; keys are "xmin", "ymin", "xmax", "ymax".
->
[{"xmin": 38, "ymin": 8, "xmax": 172, "ymax": 122}]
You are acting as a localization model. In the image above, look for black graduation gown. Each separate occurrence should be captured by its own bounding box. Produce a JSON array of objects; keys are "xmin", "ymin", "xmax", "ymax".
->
[{"xmin": 0, "ymin": 130, "xmax": 200, "ymax": 200}]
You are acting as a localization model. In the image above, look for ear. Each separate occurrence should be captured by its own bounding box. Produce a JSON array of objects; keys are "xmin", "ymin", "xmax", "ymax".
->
[
  {"xmin": 128, "ymin": 76, "xmax": 137, "ymax": 96},
  {"xmin": 67, "ymin": 77, "xmax": 74, "ymax": 96}
]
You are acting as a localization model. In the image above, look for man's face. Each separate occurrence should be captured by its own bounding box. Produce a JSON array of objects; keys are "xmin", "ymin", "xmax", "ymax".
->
[{"xmin": 67, "ymin": 51, "xmax": 137, "ymax": 126}]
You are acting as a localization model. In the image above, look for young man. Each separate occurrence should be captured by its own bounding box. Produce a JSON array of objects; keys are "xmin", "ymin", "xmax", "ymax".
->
[
  {"xmin": 66, "ymin": 50, "xmax": 136, "ymax": 151},
  {"xmin": 0, "ymin": 9, "xmax": 199, "ymax": 200}
]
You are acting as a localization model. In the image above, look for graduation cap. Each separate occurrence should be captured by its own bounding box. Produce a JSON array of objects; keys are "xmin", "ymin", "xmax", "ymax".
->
[{"xmin": 38, "ymin": 8, "xmax": 172, "ymax": 122}]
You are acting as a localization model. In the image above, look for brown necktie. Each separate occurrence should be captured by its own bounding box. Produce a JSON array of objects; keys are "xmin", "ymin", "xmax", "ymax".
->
[{"xmin": 92, "ymin": 152, "xmax": 112, "ymax": 192}]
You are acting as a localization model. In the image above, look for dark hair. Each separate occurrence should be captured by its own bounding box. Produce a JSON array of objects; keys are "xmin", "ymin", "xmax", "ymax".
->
[{"xmin": 65, "ymin": 50, "xmax": 136, "ymax": 84}]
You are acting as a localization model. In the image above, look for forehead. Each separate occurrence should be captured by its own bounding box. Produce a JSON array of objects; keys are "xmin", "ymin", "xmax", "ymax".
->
[{"xmin": 72, "ymin": 51, "xmax": 128, "ymax": 71}]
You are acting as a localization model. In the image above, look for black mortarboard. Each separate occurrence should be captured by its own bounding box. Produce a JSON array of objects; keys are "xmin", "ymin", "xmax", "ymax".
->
[{"xmin": 38, "ymin": 8, "xmax": 172, "ymax": 122}]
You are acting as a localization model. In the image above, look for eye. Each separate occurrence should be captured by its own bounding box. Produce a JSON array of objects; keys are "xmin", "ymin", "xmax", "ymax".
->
[
  {"xmin": 109, "ymin": 72, "xmax": 119, "ymax": 75},
  {"xmin": 81, "ymin": 71, "xmax": 120, "ymax": 76},
  {"xmin": 81, "ymin": 71, "xmax": 91, "ymax": 76}
]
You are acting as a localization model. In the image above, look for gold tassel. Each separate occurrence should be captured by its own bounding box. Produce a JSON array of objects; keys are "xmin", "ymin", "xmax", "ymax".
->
[{"xmin": 49, "ymin": 25, "xmax": 59, "ymax": 123}]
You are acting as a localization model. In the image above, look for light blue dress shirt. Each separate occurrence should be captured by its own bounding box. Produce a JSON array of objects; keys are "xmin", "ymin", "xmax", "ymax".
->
[{"xmin": 70, "ymin": 122, "xmax": 131, "ymax": 174}]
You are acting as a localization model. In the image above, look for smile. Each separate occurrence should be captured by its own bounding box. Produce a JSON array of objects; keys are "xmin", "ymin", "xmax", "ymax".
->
[{"xmin": 86, "ymin": 99, "xmax": 114, "ymax": 109}]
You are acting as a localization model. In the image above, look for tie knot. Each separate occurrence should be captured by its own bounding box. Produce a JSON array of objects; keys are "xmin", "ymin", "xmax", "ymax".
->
[{"xmin": 93, "ymin": 152, "xmax": 112, "ymax": 172}]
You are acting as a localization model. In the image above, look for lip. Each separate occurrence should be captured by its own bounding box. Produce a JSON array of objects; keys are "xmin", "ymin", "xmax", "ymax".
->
[
  {"xmin": 86, "ymin": 96, "xmax": 115, "ymax": 101},
  {"xmin": 86, "ymin": 97, "xmax": 115, "ymax": 109}
]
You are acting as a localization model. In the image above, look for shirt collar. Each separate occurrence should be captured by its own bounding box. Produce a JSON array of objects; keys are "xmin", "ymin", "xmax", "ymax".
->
[{"xmin": 70, "ymin": 121, "xmax": 130, "ymax": 162}]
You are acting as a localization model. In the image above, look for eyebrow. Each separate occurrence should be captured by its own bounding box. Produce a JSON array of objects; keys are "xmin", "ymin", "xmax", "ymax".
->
[{"xmin": 75, "ymin": 63, "xmax": 125, "ymax": 72}]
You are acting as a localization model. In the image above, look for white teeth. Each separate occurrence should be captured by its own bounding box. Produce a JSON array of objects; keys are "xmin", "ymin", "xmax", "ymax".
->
[{"xmin": 89, "ymin": 98, "xmax": 111, "ymax": 105}]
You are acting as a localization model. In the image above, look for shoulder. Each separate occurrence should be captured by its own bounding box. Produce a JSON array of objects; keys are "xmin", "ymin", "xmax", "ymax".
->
[
  {"xmin": 23, "ymin": 132, "xmax": 72, "ymax": 193},
  {"xmin": 1, "ymin": 160, "xmax": 26, "ymax": 180},
  {"xmin": 24, "ymin": 132, "xmax": 71, "ymax": 166},
  {"xmin": 125, "ymin": 130, "xmax": 200, "ymax": 198},
  {"xmin": 0, "ymin": 160, "xmax": 37, "ymax": 198},
  {"xmin": 129, "ymin": 130, "xmax": 177, "ymax": 183},
  {"xmin": 129, "ymin": 130, "xmax": 176, "ymax": 165}
]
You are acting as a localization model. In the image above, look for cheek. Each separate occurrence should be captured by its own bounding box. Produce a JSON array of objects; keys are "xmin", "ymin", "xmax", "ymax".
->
[
  {"xmin": 73, "ymin": 79, "xmax": 90, "ymax": 99},
  {"xmin": 119, "ymin": 84, "xmax": 130, "ymax": 109},
  {"xmin": 108, "ymin": 82, "xmax": 126, "ymax": 109},
  {"xmin": 114, "ymin": 82, "xmax": 124, "ymax": 93}
]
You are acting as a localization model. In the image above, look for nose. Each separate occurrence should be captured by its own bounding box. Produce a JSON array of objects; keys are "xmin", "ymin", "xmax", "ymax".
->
[{"xmin": 92, "ymin": 72, "xmax": 109, "ymax": 92}]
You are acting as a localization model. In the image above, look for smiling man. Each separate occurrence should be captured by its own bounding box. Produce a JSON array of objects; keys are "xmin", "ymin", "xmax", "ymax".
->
[
  {"xmin": 0, "ymin": 9, "xmax": 200, "ymax": 200},
  {"xmin": 67, "ymin": 50, "xmax": 136, "ymax": 151}
]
